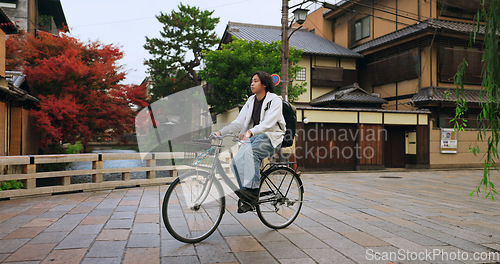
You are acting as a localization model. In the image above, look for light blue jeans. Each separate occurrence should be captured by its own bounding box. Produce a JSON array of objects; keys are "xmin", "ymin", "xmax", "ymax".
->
[{"xmin": 230, "ymin": 133, "xmax": 281, "ymax": 190}]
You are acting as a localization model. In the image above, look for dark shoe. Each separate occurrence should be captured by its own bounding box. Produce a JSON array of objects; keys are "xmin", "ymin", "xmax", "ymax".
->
[
  {"xmin": 235, "ymin": 188, "xmax": 259, "ymax": 205},
  {"xmin": 237, "ymin": 199, "xmax": 254, "ymax": 213}
]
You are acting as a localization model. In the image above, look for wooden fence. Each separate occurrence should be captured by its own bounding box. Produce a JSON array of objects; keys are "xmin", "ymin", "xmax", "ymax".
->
[{"xmin": 0, "ymin": 152, "xmax": 231, "ymax": 199}]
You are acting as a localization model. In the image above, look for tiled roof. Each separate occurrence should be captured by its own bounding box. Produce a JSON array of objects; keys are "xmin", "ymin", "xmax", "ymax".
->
[
  {"xmin": 310, "ymin": 83, "xmax": 387, "ymax": 106},
  {"xmin": 410, "ymin": 86, "xmax": 483, "ymax": 104},
  {"xmin": 322, "ymin": 0, "xmax": 355, "ymax": 19},
  {"xmin": 0, "ymin": 7, "xmax": 18, "ymax": 34},
  {"xmin": 353, "ymin": 19, "xmax": 486, "ymax": 53},
  {"xmin": 295, "ymin": 104, "xmax": 431, "ymax": 114},
  {"xmin": 224, "ymin": 22, "xmax": 363, "ymax": 58},
  {"xmin": 3, "ymin": 71, "xmax": 39, "ymax": 102},
  {"xmin": 427, "ymin": 19, "xmax": 486, "ymax": 35},
  {"xmin": 6, "ymin": 71, "xmax": 26, "ymax": 89}
]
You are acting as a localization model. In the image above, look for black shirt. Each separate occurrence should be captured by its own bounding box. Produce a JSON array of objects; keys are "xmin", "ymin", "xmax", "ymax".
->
[{"xmin": 251, "ymin": 94, "xmax": 266, "ymax": 126}]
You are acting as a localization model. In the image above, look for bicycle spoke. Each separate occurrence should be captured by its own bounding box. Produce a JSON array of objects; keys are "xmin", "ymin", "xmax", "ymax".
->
[
  {"xmin": 284, "ymin": 173, "xmax": 294, "ymax": 198},
  {"xmin": 162, "ymin": 170, "xmax": 225, "ymax": 243},
  {"xmin": 263, "ymin": 171, "xmax": 287, "ymax": 198},
  {"xmin": 257, "ymin": 167, "xmax": 303, "ymax": 229}
]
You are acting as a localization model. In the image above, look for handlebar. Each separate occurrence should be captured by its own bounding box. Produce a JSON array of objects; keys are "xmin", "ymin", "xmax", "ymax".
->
[
  {"xmin": 209, "ymin": 133, "xmax": 246, "ymax": 144},
  {"xmin": 209, "ymin": 133, "xmax": 236, "ymax": 139}
]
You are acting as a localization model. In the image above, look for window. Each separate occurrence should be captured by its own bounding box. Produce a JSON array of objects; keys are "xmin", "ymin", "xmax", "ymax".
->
[
  {"xmin": 296, "ymin": 68, "xmax": 306, "ymax": 81},
  {"xmin": 366, "ymin": 49, "xmax": 419, "ymax": 86},
  {"xmin": 438, "ymin": 112, "xmax": 480, "ymax": 129},
  {"xmin": 354, "ymin": 17, "xmax": 370, "ymax": 41},
  {"xmin": 437, "ymin": 0, "xmax": 481, "ymax": 20},
  {"xmin": 439, "ymin": 47, "xmax": 483, "ymax": 84},
  {"xmin": 311, "ymin": 67, "xmax": 343, "ymax": 87}
]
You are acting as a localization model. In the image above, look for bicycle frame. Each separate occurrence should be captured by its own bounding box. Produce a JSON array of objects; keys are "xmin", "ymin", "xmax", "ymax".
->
[
  {"xmin": 180, "ymin": 136, "xmax": 238, "ymax": 208},
  {"xmin": 184, "ymin": 135, "xmax": 300, "ymax": 207}
]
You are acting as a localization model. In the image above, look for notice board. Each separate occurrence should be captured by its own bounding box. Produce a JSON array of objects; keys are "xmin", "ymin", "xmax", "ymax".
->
[{"xmin": 440, "ymin": 128, "xmax": 457, "ymax": 153}]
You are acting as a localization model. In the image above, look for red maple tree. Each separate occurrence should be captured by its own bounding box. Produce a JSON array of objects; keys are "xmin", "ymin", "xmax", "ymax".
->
[{"xmin": 6, "ymin": 31, "xmax": 148, "ymax": 149}]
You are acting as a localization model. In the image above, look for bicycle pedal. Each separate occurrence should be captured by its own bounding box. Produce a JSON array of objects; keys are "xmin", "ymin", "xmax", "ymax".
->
[
  {"xmin": 237, "ymin": 199, "xmax": 254, "ymax": 214},
  {"xmin": 259, "ymin": 191, "xmax": 273, "ymax": 197}
]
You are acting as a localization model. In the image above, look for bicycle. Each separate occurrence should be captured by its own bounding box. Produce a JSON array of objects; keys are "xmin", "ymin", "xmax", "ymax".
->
[{"xmin": 161, "ymin": 134, "xmax": 304, "ymax": 243}]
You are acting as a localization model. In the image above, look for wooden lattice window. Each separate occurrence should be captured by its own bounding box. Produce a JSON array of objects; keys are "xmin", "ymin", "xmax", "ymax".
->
[
  {"xmin": 296, "ymin": 68, "xmax": 306, "ymax": 81},
  {"xmin": 439, "ymin": 47, "xmax": 483, "ymax": 84},
  {"xmin": 366, "ymin": 49, "xmax": 419, "ymax": 86}
]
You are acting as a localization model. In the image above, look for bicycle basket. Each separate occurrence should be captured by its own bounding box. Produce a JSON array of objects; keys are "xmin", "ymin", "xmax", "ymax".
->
[{"xmin": 184, "ymin": 140, "xmax": 217, "ymax": 170}]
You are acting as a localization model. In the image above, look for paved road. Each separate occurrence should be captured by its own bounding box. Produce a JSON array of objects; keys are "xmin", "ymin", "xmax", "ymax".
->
[{"xmin": 0, "ymin": 169, "xmax": 499, "ymax": 264}]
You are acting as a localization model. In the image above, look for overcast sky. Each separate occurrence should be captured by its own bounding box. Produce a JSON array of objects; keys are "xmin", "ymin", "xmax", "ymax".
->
[{"xmin": 61, "ymin": 0, "xmax": 329, "ymax": 85}]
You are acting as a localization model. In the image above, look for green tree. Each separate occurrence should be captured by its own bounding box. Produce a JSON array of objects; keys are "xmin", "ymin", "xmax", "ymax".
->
[
  {"xmin": 6, "ymin": 31, "xmax": 147, "ymax": 150},
  {"xmin": 200, "ymin": 38, "xmax": 307, "ymax": 114},
  {"xmin": 148, "ymin": 69, "xmax": 194, "ymax": 102},
  {"xmin": 454, "ymin": 0, "xmax": 499, "ymax": 199},
  {"xmin": 144, "ymin": 3, "xmax": 220, "ymax": 100}
]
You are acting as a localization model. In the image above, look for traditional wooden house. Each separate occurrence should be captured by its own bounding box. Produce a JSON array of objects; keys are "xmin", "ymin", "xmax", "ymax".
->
[
  {"xmin": 1, "ymin": 0, "xmax": 68, "ymax": 35},
  {"xmin": 214, "ymin": 21, "xmax": 430, "ymax": 170},
  {"xmin": 307, "ymin": 0, "xmax": 493, "ymax": 168},
  {"xmin": 3, "ymin": 70, "xmax": 39, "ymax": 156},
  {"xmin": 0, "ymin": 9, "xmax": 39, "ymax": 176}
]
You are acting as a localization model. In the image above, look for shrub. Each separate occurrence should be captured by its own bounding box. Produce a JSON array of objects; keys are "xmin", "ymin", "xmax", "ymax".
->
[
  {"xmin": 66, "ymin": 141, "xmax": 83, "ymax": 154},
  {"xmin": 0, "ymin": 180, "xmax": 24, "ymax": 191}
]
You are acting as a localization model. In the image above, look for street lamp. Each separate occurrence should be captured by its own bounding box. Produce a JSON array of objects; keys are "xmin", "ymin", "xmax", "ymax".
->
[
  {"xmin": 293, "ymin": 8, "xmax": 309, "ymax": 25},
  {"xmin": 280, "ymin": 0, "xmax": 290, "ymax": 102},
  {"xmin": 279, "ymin": 0, "xmax": 313, "ymax": 169}
]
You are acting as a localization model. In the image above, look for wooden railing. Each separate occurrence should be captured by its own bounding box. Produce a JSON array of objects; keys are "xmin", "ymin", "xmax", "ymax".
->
[{"xmin": 0, "ymin": 152, "xmax": 231, "ymax": 199}]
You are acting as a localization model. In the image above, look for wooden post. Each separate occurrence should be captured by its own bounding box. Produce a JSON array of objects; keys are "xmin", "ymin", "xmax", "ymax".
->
[
  {"xmin": 61, "ymin": 175, "xmax": 71, "ymax": 186},
  {"xmin": 24, "ymin": 155, "xmax": 36, "ymax": 189},
  {"xmin": 122, "ymin": 172, "xmax": 130, "ymax": 181},
  {"xmin": 92, "ymin": 153, "xmax": 103, "ymax": 183},
  {"xmin": 146, "ymin": 153, "xmax": 156, "ymax": 179},
  {"xmin": 167, "ymin": 141, "xmax": 177, "ymax": 177}
]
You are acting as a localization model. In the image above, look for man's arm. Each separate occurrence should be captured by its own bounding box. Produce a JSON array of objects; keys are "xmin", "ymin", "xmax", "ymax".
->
[{"xmin": 218, "ymin": 101, "xmax": 249, "ymax": 135}]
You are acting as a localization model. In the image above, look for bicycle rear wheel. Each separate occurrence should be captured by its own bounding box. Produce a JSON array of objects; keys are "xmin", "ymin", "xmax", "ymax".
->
[
  {"xmin": 162, "ymin": 170, "xmax": 225, "ymax": 243},
  {"xmin": 256, "ymin": 166, "xmax": 303, "ymax": 229}
]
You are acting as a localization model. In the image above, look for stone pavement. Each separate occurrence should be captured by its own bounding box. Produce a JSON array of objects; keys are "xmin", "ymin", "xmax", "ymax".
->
[{"xmin": 0, "ymin": 169, "xmax": 499, "ymax": 264}]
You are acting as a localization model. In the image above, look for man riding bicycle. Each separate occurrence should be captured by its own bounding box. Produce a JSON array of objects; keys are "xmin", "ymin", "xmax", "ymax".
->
[{"xmin": 212, "ymin": 71, "xmax": 286, "ymax": 213}]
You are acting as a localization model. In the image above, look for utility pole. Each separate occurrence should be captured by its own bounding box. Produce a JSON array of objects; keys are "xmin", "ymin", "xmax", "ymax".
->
[{"xmin": 281, "ymin": 0, "xmax": 289, "ymax": 102}]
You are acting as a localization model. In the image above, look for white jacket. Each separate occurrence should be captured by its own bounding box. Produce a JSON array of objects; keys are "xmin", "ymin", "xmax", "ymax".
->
[{"xmin": 218, "ymin": 91, "xmax": 286, "ymax": 148}]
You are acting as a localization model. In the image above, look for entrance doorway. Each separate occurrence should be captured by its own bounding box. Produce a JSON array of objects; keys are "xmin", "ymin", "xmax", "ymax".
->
[
  {"xmin": 384, "ymin": 126, "xmax": 407, "ymax": 168},
  {"xmin": 301, "ymin": 123, "xmax": 357, "ymax": 170}
]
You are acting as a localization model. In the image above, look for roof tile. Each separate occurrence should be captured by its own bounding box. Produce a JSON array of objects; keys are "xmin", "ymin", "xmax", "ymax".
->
[
  {"xmin": 410, "ymin": 86, "xmax": 483, "ymax": 104},
  {"xmin": 226, "ymin": 22, "xmax": 363, "ymax": 58},
  {"xmin": 352, "ymin": 18, "xmax": 487, "ymax": 53},
  {"xmin": 310, "ymin": 83, "xmax": 387, "ymax": 106}
]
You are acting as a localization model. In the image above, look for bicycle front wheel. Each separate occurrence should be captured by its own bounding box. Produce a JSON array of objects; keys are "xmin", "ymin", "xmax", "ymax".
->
[
  {"xmin": 162, "ymin": 170, "xmax": 225, "ymax": 243},
  {"xmin": 256, "ymin": 166, "xmax": 303, "ymax": 229}
]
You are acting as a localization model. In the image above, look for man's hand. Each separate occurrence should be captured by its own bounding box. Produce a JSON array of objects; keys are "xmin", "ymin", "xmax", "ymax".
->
[
  {"xmin": 210, "ymin": 131, "xmax": 221, "ymax": 138},
  {"xmin": 239, "ymin": 130, "xmax": 252, "ymax": 141}
]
